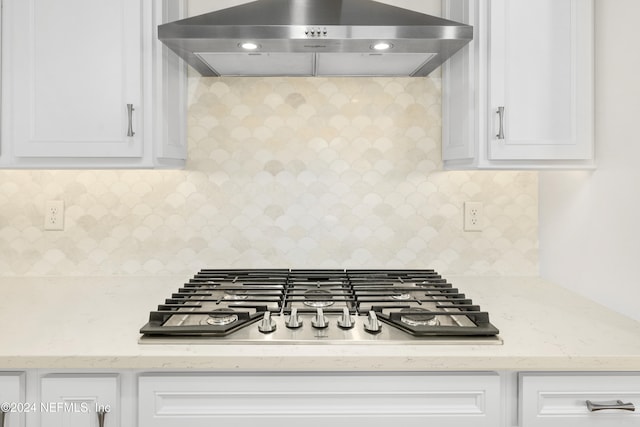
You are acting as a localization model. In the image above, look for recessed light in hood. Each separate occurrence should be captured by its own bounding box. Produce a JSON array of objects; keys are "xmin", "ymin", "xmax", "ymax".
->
[
  {"xmin": 372, "ymin": 42, "xmax": 392, "ymax": 51},
  {"xmin": 158, "ymin": 0, "xmax": 473, "ymax": 77},
  {"xmin": 240, "ymin": 42, "xmax": 259, "ymax": 50}
]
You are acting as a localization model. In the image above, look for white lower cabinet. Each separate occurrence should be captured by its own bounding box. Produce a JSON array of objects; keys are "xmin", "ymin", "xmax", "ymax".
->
[
  {"xmin": 5, "ymin": 370, "xmax": 640, "ymax": 427},
  {"xmin": 0, "ymin": 373, "xmax": 25, "ymax": 427},
  {"xmin": 38, "ymin": 374, "xmax": 119, "ymax": 427},
  {"xmin": 138, "ymin": 372, "xmax": 501, "ymax": 427},
  {"xmin": 519, "ymin": 373, "xmax": 640, "ymax": 426}
]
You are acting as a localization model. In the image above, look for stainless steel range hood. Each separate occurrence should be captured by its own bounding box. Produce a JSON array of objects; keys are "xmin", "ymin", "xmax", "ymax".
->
[{"xmin": 158, "ymin": 0, "xmax": 472, "ymax": 77}]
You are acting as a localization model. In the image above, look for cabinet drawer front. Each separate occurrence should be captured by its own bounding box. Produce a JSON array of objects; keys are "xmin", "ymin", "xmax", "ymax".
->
[
  {"xmin": 139, "ymin": 372, "xmax": 500, "ymax": 427},
  {"xmin": 0, "ymin": 373, "xmax": 25, "ymax": 427},
  {"xmin": 40, "ymin": 374, "xmax": 119, "ymax": 427},
  {"xmin": 520, "ymin": 373, "xmax": 640, "ymax": 427}
]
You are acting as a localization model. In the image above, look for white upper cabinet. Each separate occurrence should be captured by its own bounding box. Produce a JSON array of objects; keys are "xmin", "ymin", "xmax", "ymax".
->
[
  {"xmin": 1, "ymin": 0, "xmax": 187, "ymax": 168},
  {"xmin": 442, "ymin": 0, "xmax": 595, "ymax": 169},
  {"xmin": 8, "ymin": 0, "xmax": 142, "ymax": 159}
]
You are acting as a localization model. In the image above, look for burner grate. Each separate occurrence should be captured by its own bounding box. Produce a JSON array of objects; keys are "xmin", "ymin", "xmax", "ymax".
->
[{"xmin": 139, "ymin": 269, "xmax": 500, "ymax": 340}]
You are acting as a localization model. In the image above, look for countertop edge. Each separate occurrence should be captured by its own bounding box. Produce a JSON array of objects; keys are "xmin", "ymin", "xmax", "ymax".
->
[{"xmin": 2, "ymin": 355, "xmax": 639, "ymax": 371}]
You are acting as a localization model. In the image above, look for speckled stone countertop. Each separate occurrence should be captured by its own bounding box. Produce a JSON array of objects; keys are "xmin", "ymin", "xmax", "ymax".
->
[{"xmin": 1, "ymin": 275, "xmax": 639, "ymax": 370}]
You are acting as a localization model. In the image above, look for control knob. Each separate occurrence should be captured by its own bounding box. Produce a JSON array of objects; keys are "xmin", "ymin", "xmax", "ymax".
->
[
  {"xmin": 258, "ymin": 311, "xmax": 276, "ymax": 333},
  {"xmin": 311, "ymin": 308, "xmax": 328, "ymax": 329},
  {"xmin": 364, "ymin": 310, "xmax": 382, "ymax": 334},
  {"xmin": 337, "ymin": 307, "xmax": 354, "ymax": 329},
  {"xmin": 286, "ymin": 307, "xmax": 303, "ymax": 329}
]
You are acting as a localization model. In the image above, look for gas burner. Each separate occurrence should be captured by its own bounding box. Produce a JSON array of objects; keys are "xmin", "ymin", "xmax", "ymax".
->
[
  {"xmin": 223, "ymin": 290, "xmax": 248, "ymax": 300},
  {"xmin": 399, "ymin": 308, "xmax": 440, "ymax": 327},
  {"xmin": 203, "ymin": 309, "xmax": 239, "ymax": 326},
  {"xmin": 303, "ymin": 289, "xmax": 334, "ymax": 308},
  {"xmin": 414, "ymin": 281, "xmax": 434, "ymax": 287},
  {"xmin": 140, "ymin": 269, "xmax": 499, "ymax": 342}
]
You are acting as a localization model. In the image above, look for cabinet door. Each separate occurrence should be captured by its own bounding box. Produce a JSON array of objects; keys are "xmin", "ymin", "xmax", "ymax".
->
[
  {"xmin": 139, "ymin": 372, "xmax": 501, "ymax": 427},
  {"xmin": 441, "ymin": 0, "xmax": 481, "ymax": 163},
  {"xmin": 0, "ymin": 373, "xmax": 25, "ymax": 427},
  {"xmin": 488, "ymin": 0, "xmax": 594, "ymax": 160},
  {"xmin": 4, "ymin": 0, "xmax": 143, "ymax": 158},
  {"xmin": 149, "ymin": 0, "xmax": 188, "ymax": 163},
  {"xmin": 40, "ymin": 375, "xmax": 119, "ymax": 427},
  {"xmin": 520, "ymin": 373, "xmax": 640, "ymax": 427}
]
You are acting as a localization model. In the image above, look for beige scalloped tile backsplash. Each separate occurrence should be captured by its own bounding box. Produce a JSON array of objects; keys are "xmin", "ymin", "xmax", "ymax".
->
[{"xmin": 0, "ymin": 77, "xmax": 537, "ymax": 276}]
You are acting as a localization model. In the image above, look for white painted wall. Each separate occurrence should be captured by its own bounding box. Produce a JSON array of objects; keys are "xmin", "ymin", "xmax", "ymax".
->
[
  {"xmin": 187, "ymin": 0, "xmax": 440, "ymax": 17},
  {"xmin": 539, "ymin": 0, "xmax": 640, "ymax": 321},
  {"xmin": 188, "ymin": 0, "xmax": 253, "ymax": 15}
]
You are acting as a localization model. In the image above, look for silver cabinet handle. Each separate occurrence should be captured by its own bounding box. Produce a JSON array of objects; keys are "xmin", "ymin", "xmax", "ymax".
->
[
  {"xmin": 0, "ymin": 408, "xmax": 6, "ymax": 427},
  {"xmin": 586, "ymin": 400, "xmax": 635, "ymax": 412},
  {"xmin": 127, "ymin": 104, "xmax": 135, "ymax": 137},
  {"xmin": 97, "ymin": 408, "xmax": 107, "ymax": 427},
  {"xmin": 496, "ymin": 106, "xmax": 505, "ymax": 139}
]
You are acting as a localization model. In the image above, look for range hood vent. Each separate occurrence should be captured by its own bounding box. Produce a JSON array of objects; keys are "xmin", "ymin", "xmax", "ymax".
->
[{"xmin": 159, "ymin": 0, "xmax": 472, "ymax": 77}]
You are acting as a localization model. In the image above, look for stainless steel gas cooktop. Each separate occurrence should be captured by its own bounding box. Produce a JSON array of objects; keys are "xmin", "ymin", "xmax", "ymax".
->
[{"xmin": 139, "ymin": 269, "xmax": 501, "ymax": 344}]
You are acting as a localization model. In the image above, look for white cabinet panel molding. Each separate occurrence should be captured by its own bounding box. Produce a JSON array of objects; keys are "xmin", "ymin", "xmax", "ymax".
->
[
  {"xmin": 520, "ymin": 373, "xmax": 640, "ymax": 426},
  {"xmin": 488, "ymin": 0, "xmax": 594, "ymax": 161},
  {"xmin": 39, "ymin": 374, "xmax": 120, "ymax": 427},
  {"xmin": 8, "ymin": 0, "xmax": 143, "ymax": 158},
  {"xmin": 139, "ymin": 372, "xmax": 501, "ymax": 427}
]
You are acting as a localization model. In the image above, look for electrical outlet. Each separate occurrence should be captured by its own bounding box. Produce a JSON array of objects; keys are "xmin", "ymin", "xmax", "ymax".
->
[
  {"xmin": 44, "ymin": 200, "xmax": 65, "ymax": 231},
  {"xmin": 464, "ymin": 201, "xmax": 483, "ymax": 232}
]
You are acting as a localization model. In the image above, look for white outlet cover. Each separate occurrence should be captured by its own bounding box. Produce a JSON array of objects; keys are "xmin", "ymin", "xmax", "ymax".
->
[
  {"xmin": 464, "ymin": 201, "xmax": 483, "ymax": 232},
  {"xmin": 44, "ymin": 200, "xmax": 65, "ymax": 231}
]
